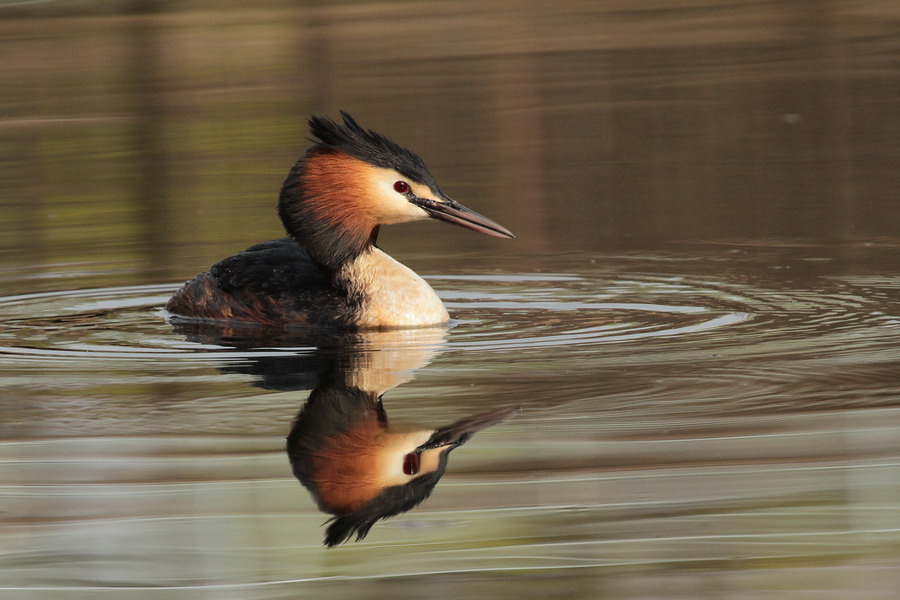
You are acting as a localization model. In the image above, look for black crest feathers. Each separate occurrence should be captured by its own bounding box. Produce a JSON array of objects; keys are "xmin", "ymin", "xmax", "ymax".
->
[
  {"xmin": 308, "ymin": 111, "xmax": 439, "ymax": 189},
  {"xmin": 323, "ymin": 459, "xmax": 448, "ymax": 547}
]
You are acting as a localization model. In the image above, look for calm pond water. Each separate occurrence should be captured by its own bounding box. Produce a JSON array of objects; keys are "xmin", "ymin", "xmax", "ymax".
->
[{"xmin": 2, "ymin": 2, "xmax": 900, "ymax": 599}]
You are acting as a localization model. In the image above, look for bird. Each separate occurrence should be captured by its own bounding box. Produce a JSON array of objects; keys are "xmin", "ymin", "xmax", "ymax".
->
[
  {"xmin": 166, "ymin": 111, "xmax": 515, "ymax": 330},
  {"xmin": 287, "ymin": 375, "xmax": 516, "ymax": 546}
]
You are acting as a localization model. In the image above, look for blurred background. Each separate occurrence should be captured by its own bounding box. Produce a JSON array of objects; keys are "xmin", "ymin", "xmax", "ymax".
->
[
  {"xmin": 1, "ymin": 0, "xmax": 898, "ymax": 288},
  {"xmin": 2, "ymin": 1, "xmax": 900, "ymax": 598}
]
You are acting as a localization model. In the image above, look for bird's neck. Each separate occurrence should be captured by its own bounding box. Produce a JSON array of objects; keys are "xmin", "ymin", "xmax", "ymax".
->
[
  {"xmin": 284, "ymin": 212, "xmax": 379, "ymax": 274},
  {"xmin": 279, "ymin": 150, "xmax": 379, "ymax": 272}
]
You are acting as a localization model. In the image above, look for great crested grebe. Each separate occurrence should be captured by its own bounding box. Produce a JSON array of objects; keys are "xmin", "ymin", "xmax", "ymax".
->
[
  {"xmin": 289, "ymin": 381, "xmax": 515, "ymax": 546},
  {"xmin": 166, "ymin": 112, "xmax": 514, "ymax": 329}
]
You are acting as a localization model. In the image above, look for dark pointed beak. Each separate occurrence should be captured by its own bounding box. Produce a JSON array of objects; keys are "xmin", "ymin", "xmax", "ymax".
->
[
  {"xmin": 411, "ymin": 196, "xmax": 515, "ymax": 239},
  {"xmin": 415, "ymin": 406, "xmax": 518, "ymax": 452}
]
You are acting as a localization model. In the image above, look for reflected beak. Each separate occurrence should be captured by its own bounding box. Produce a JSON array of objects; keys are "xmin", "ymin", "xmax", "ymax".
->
[
  {"xmin": 411, "ymin": 196, "xmax": 516, "ymax": 239},
  {"xmin": 415, "ymin": 406, "xmax": 518, "ymax": 452}
]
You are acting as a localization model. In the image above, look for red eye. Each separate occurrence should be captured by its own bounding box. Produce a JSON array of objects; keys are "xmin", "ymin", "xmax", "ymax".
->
[
  {"xmin": 393, "ymin": 181, "xmax": 410, "ymax": 194},
  {"xmin": 402, "ymin": 452, "xmax": 420, "ymax": 475}
]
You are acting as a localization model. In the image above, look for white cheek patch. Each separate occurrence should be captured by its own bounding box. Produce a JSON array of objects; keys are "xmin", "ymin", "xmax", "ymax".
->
[
  {"xmin": 379, "ymin": 430, "xmax": 434, "ymax": 484},
  {"xmin": 367, "ymin": 168, "xmax": 431, "ymax": 224}
]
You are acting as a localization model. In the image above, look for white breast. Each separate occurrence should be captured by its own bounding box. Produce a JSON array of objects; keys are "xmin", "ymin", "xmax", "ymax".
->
[{"xmin": 340, "ymin": 249, "xmax": 450, "ymax": 328}]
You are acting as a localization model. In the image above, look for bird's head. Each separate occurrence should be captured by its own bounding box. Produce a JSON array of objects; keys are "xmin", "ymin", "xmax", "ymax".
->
[{"xmin": 278, "ymin": 111, "xmax": 514, "ymax": 269}]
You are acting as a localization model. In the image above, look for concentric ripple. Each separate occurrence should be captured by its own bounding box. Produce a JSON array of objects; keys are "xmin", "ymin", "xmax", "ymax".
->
[
  {"xmin": 0, "ymin": 257, "xmax": 895, "ymax": 374},
  {"xmin": 440, "ymin": 273, "xmax": 753, "ymax": 352},
  {"xmin": 0, "ymin": 284, "xmax": 319, "ymax": 363},
  {"xmin": 0, "ymin": 274, "xmax": 752, "ymax": 366}
]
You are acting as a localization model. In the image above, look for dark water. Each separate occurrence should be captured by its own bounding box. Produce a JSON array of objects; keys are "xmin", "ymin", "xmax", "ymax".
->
[{"xmin": 2, "ymin": 2, "xmax": 900, "ymax": 598}]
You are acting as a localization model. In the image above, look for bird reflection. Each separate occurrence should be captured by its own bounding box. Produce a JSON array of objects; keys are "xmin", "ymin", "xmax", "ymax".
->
[
  {"xmin": 288, "ymin": 369, "xmax": 514, "ymax": 546},
  {"xmin": 170, "ymin": 321, "xmax": 516, "ymax": 546}
]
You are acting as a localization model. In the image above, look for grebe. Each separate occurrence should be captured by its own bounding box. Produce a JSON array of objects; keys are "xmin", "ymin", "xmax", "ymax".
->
[
  {"xmin": 289, "ymin": 380, "xmax": 515, "ymax": 546},
  {"xmin": 166, "ymin": 112, "xmax": 514, "ymax": 329}
]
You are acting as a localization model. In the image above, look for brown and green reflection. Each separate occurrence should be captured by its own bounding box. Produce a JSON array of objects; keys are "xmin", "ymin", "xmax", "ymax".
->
[
  {"xmin": 172, "ymin": 322, "xmax": 516, "ymax": 546},
  {"xmin": 288, "ymin": 366, "xmax": 514, "ymax": 547}
]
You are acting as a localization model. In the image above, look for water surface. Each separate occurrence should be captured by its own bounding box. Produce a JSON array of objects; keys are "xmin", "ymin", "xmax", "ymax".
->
[
  {"xmin": 2, "ymin": 2, "xmax": 900, "ymax": 598},
  {"xmin": 3, "ymin": 244, "xmax": 900, "ymax": 598}
]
